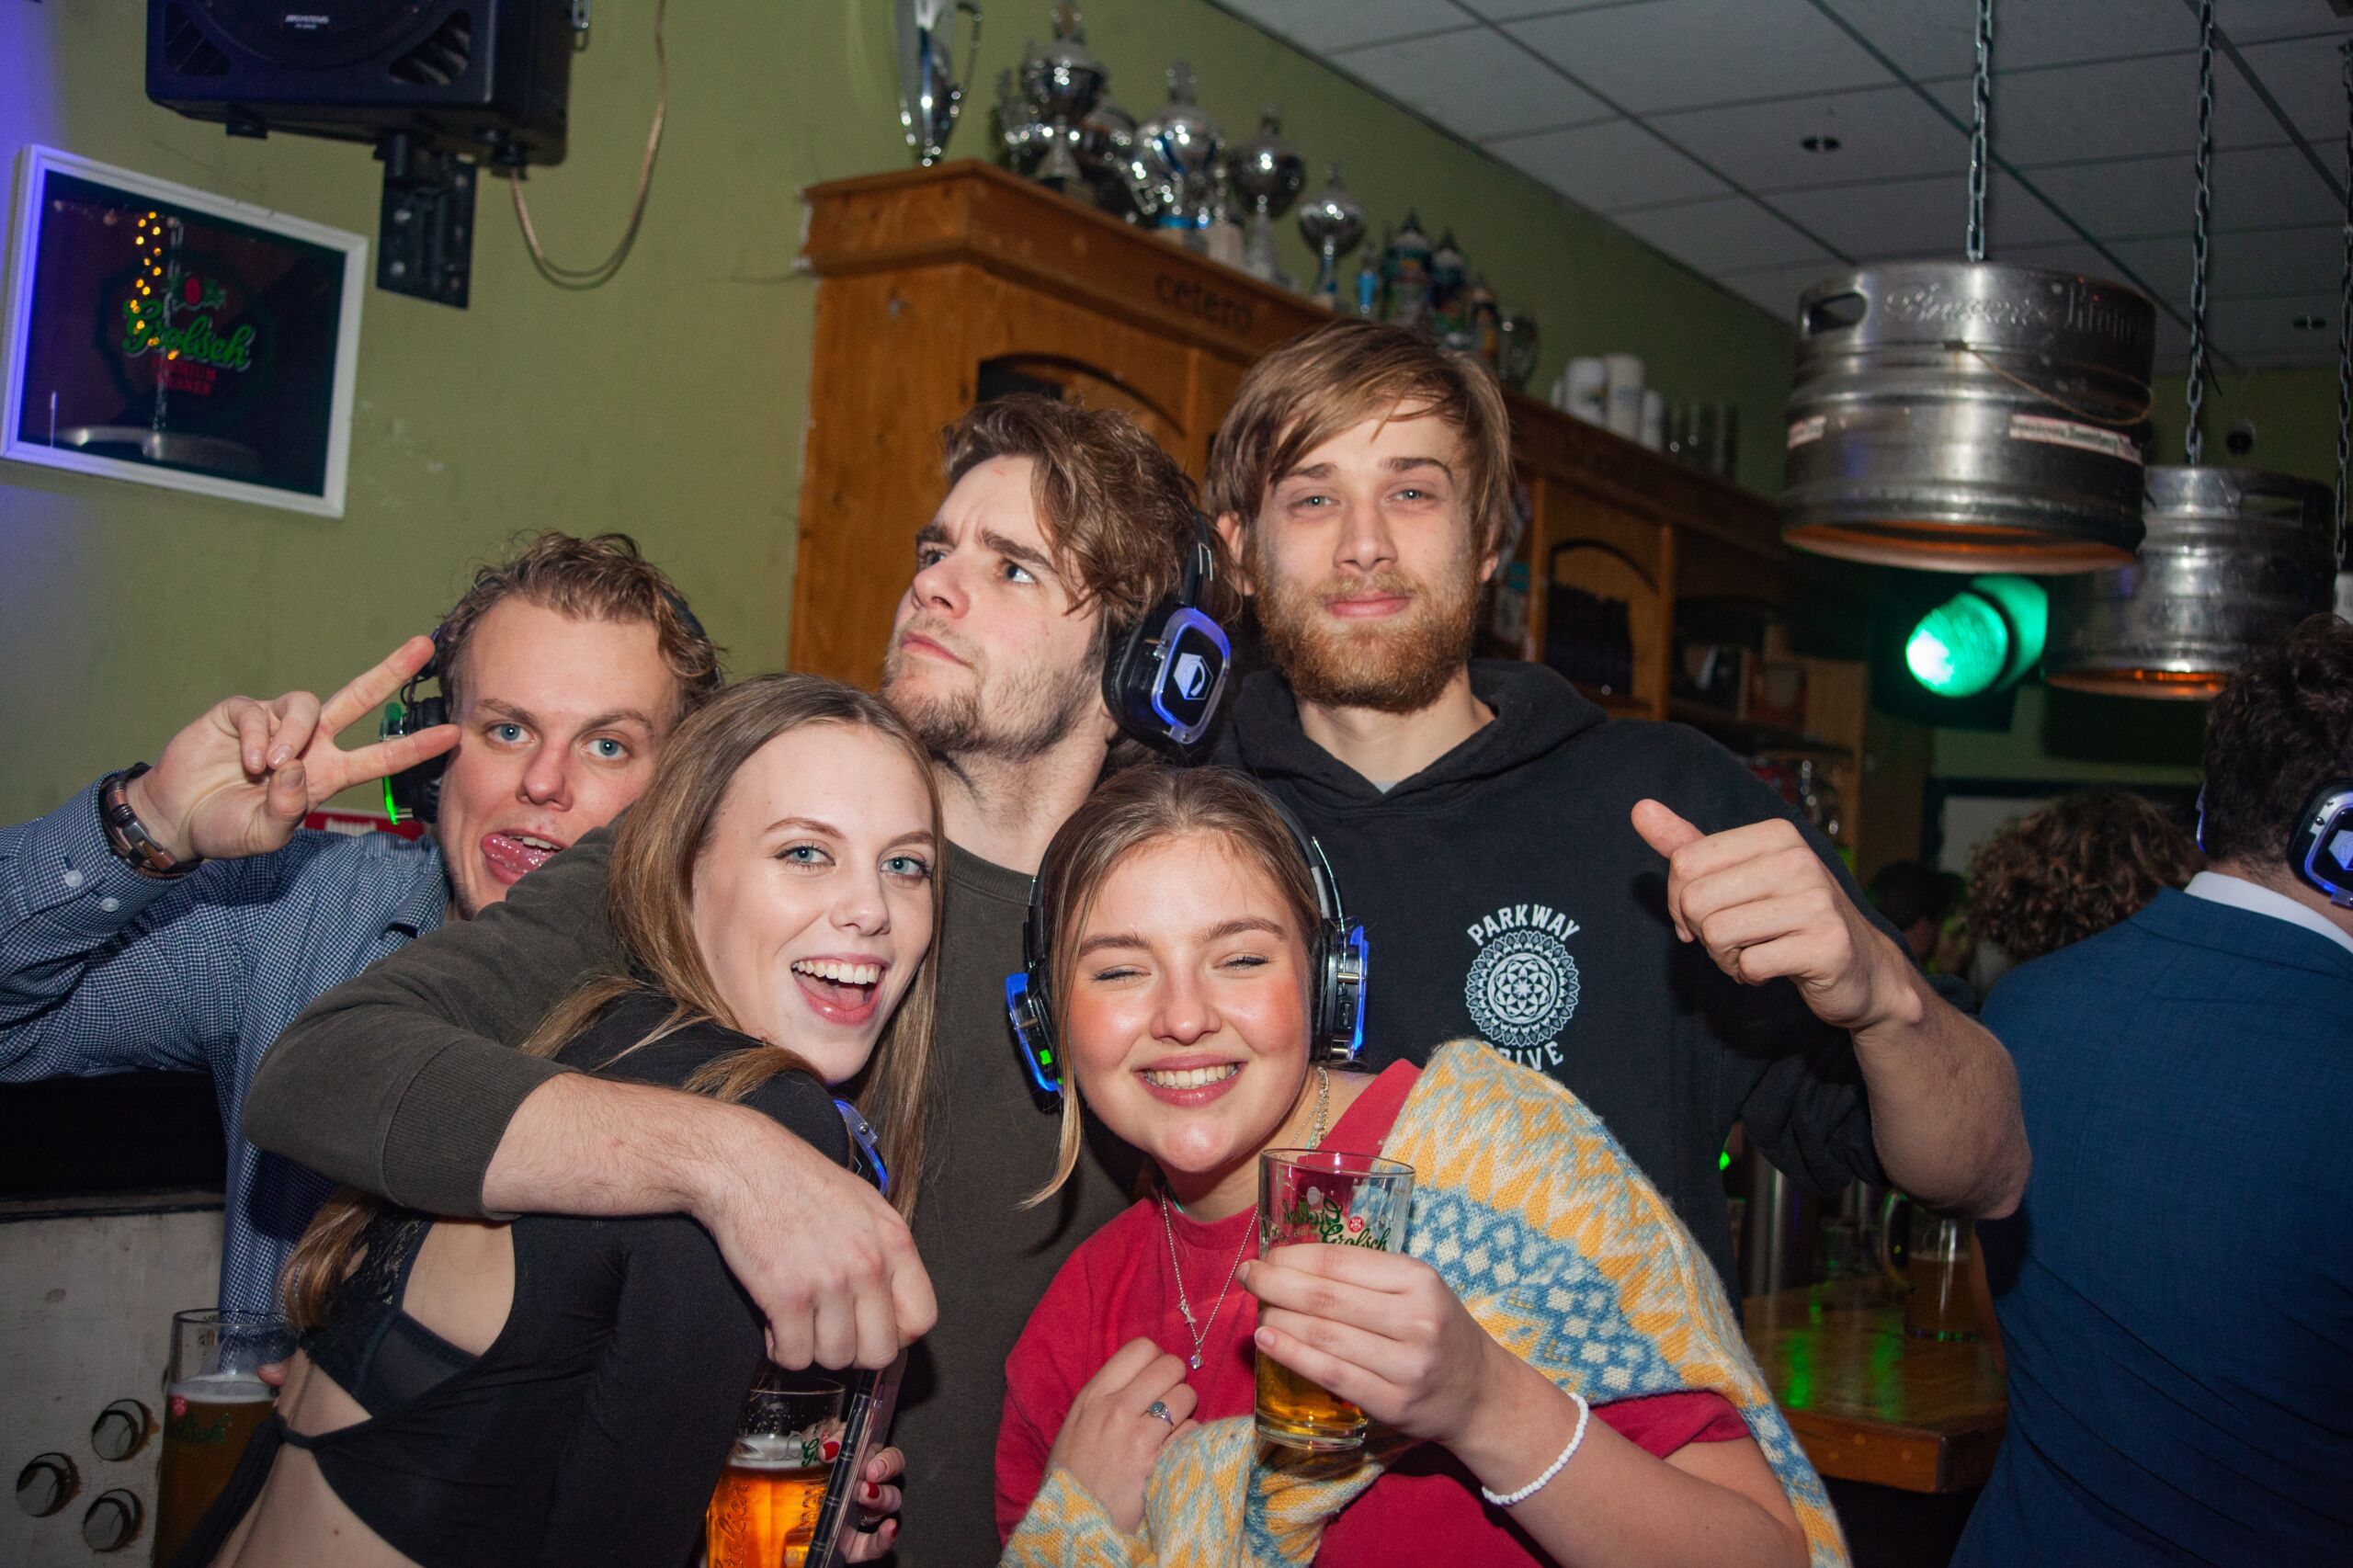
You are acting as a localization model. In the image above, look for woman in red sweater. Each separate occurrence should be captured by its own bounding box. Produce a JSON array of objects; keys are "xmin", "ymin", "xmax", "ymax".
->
[{"xmin": 993, "ymin": 767, "xmax": 1817, "ymax": 1568}]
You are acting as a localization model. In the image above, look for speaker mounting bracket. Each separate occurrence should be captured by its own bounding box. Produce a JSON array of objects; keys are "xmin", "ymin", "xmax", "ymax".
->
[{"xmin": 375, "ymin": 133, "xmax": 475, "ymax": 310}]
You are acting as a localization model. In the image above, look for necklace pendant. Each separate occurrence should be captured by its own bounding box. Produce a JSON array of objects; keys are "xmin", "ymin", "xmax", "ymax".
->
[{"xmin": 1188, "ymin": 1352, "xmax": 1202, "ymax": 1369}]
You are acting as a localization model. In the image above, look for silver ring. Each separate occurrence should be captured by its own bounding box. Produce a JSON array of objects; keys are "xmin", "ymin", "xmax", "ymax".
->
[{"xmin": 1144, "ymin": 1400, "xmax": 1175, "ymax": 1426}]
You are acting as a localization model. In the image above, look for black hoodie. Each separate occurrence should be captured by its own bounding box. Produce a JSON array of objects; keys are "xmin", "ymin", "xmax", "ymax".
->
[{"xmin": 1218, "ymin": 659, "xmax": 1888, "ymax": 1291}]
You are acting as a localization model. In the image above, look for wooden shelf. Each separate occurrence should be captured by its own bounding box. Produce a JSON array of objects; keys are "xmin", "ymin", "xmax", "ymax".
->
[{"xmin": 1667, "ymin": 699, "xmax": 1854, "ymax": 759}]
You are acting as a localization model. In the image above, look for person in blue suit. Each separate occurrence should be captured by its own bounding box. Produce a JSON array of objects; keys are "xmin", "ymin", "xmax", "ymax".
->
[{"xmin": 1954, "ymin": 613, "xmax": 2353, "ymax": 1567}]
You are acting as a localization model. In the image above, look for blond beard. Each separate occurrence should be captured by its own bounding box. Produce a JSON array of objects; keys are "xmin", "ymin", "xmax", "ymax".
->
[
  {"xmin": 881, "ymin": 628, "xmax": 1100, "ymax": 763},
  {"xmin": 1255, "ymin": 554, "xmax": 1481, "ymax": 715}
]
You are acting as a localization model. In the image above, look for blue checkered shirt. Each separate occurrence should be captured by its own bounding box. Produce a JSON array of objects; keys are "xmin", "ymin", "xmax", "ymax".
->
[{"xmin": 0, "ymin": 783, "xmax": 447, "ymax": 1312}]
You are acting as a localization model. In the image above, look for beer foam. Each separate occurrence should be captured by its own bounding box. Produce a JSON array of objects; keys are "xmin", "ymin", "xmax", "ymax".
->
[
  {"xmin": 728, "ymin": 1434, "xmax": 823, "ymax": 1472},
  {"xmin": 167, "ymin": 1373, "xmax": 271, "ymax": 1403}
]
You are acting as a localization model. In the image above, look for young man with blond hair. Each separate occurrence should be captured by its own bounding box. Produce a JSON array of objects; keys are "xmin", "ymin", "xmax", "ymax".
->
[
  {"xmin": 1205, "ymin": 319, "xmax": 2029, "ymax": 1291},
  {"xmin": 243, "ymin": 395, "xmax": 1235, "ymax": 1564},
  {"xmin": 0, "ymin": 532, "xmax": 720, "ymax": 1312}
]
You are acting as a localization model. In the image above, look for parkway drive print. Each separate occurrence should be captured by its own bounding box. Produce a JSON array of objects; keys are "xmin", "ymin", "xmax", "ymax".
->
[{"xmin": 1462, "ymin": 901, "xmax": 1582, "ymax": 1068}]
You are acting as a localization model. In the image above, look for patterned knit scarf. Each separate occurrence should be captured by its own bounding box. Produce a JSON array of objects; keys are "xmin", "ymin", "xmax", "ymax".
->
[{"xmin": 1002, "ymin": 1040, "xmax": 1849, "ymax": 1568}]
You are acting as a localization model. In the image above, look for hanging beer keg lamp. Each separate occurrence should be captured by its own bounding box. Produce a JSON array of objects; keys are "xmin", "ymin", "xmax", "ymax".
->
[
  {"xmin": 2043, "ymin": 14, "xmax": 2341, "ymax": 699},
  {"xmin": 1779, "ymin": 0, "xmax": 2157, "ymax": 574}
]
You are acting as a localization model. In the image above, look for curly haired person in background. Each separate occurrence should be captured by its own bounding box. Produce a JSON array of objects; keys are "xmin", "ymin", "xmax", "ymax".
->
[{"xmin": 1964, "ymin": 790, "xmax": 2202, "ymax": 982}]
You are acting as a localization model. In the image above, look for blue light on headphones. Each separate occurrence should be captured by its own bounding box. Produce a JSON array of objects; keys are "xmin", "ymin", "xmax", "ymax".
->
[
  {"xmin": 1146, "ymin": 608, "xmax": 1232, "ymax": 749},
  {"xmin": 832, "ymin": 1099, "xmax": 891, "ymax": 1197},
  {"xmin": 1005, "ymin": 971, "xmax": 1060, "ymax": 1096},
  {"xmin": 1344, "ymin": 926, "xmax": 1370, "ymax": 1062}
]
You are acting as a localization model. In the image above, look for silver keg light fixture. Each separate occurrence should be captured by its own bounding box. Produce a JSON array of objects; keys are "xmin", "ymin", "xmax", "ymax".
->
[
  {"xmin": 1779, "ymin": 0, "xmax": 2157, "ymax": 574},
  {"xmin": 2044, "ymin": 8, "xmax": 2339, "ymax": 699}
]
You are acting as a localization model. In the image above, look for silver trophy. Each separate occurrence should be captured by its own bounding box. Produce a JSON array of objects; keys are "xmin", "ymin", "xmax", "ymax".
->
[
  {"xmin": 1076, "ymin": 98, "xmax": 1140, "ymax": 218},
  {"xmin": 895, "ymin": 0, "xmax": 982, "ymax": 168},
  {"xmin": 1132, "ymin": 62, "xmax": 1223, "ymax": 247},
  {"xmin": 1296, "ymin": 164, "xmax": 1364, "ymax": 309},
  {"xmin": 1226, "ymin": 109, "xmax": 1305, "ymax": 285},
  {"xmin": 1498, "ymin": 311, "xmax": 1541, "ymax": 391},
  {"xmin": 1016, "ymin": 5, "xmax": 1108, "ymax": 190}
]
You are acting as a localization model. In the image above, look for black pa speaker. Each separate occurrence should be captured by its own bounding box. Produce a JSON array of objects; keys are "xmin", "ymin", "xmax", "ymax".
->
[{"xmin": 147, "ymin": 0, "xmax": 574, "ymax": 165}]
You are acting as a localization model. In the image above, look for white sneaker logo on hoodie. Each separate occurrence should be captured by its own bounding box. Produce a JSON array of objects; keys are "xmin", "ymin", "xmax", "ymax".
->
[{"xmin": 1462, "ymin": 903, "xmax": 1581, "ymax": 1063}]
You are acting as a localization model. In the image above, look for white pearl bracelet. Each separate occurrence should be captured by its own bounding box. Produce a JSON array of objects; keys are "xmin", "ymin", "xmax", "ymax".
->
[{"xmin": 1479, "ymin": 1390, "xmax": 1590, "ymax": 1508}]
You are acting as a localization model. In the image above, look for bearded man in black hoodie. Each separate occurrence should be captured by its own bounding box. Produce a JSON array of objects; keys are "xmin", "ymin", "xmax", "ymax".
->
[{"xmin": 1205, "ymin": 320, "xmax": 2029, "ymax": 1290}]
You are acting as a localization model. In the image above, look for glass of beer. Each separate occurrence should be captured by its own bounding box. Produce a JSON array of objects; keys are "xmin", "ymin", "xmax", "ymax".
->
[
  {"xmin": 706, "ymin": 1371, "xmax": 844, "ymax": 1568},
  {"xmin": 153, "ymin": 1309, "xmax": 294, "ymax": 1564},
  {"xmin": 1255, "ymin": 1149, "xmax": 1414, "ymax": 1451}
]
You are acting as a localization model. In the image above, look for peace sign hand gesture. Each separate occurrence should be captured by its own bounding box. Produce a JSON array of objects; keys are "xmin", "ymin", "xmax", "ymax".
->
[{"xmin": 123, "ymin": 636, "xmax": 460, "ymax": 865}]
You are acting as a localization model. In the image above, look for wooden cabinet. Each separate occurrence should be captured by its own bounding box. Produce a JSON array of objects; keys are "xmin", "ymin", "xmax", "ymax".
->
[{"xmin": 790, "ymin": 162, "xmax": 1918, "ymax": 868}]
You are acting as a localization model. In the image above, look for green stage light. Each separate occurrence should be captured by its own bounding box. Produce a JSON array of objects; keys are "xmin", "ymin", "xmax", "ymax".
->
[{"xmin": 1904, "ymin": 576, "xmax": 2049, "ymax": 699}]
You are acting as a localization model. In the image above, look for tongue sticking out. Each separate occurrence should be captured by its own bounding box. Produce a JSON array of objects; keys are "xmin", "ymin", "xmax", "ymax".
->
[
  {"xmin": 795, "ymin": 971, "xmax": 878, "ymax": 1008},
  {"xmin": 482, "ymin": 834, "xmax": 556, "ymax": 880}
]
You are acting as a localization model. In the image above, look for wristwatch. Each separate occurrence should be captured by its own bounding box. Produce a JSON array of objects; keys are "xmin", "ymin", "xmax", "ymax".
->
[{"xmin": 97, "ymin": 765, "xmax": 199, "ymax": 879}]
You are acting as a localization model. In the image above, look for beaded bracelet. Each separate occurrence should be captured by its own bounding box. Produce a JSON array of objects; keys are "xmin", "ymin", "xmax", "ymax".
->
[{"xmin": 1479, "ymin": 1390, "xmax": 1590, "ymax": 1508}]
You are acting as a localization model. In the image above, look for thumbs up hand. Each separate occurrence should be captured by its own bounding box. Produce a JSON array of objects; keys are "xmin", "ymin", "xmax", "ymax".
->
[{"xmin": 1631, "ymin": 800, "xmax": 1918, "ymax": 1034}]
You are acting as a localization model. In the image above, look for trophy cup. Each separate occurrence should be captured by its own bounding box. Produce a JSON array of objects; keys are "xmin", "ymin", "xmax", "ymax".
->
[
  {"xmin": 1016, "ymin": 5, "xmax": 1109, "ymax": 191},
  {"xmin": 1226, "ymin": 109, "xmax": 1305, "ymax": 285},
  {"xmin": 1076, "ymin": 98, "xmax": 1140, "ymax": 218},
  {"xmin": 1296, "ymin": 164, "xmax": 1364, "ymax": 310},
  {"xmin": 895, "ymin": 0, "xmax": 983, "ymax": 168},
  {"xmin": 1133, "ymin": 62, "xmax": 1223, "ymax": 249},
  {"xmin": 1498, "ymin": 311, "xmax": 1541, "ymax": 391}
]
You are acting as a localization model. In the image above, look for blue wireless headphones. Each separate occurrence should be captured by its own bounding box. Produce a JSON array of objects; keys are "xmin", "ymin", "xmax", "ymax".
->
[
  {"xmin": 2197, "ymin": 778, "xmax": 2353, "ymax": 910},
  {"xmin": 1101, "ymin": 517, "xmax": 1232, "ymax": 753},
  {"xmin": 1003, "ymin": 791, "xmax": 1369, "ymax": 1098}
]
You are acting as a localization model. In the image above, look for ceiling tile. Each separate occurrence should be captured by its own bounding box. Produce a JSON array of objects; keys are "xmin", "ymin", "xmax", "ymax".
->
[
  {"xmin": 2022, "ymin": 144, "xmax": 2342, "ymax": 238},
  {"xmin": 1489, "ymin": 117, "xmax": 1730, "ymax": 210},
  {"xmin": 1922, "ymin": 53, "xmax": 2278, "ymax": 165},
  {"xmin": 1813, "ymin": 0, "xmax": 2198, "ymax": 81},
  {"xmin": 2207, "ymin": 290, "xmax": 2342, "ymax": 365},
  {"xmin": 1989, "ymin": 240, "xmax": 2156, "ymax": 297},
  {"xmin": 2103, "ymin": 225, "xmax": 2341, "ymax": 307},
  {"xmin": 1451, "ymin": 0, "xmax": 1616, "ymax": 19},
  {"xmin": 1506, "ymin": 0, "xmax": 1893, "ymax": 115},
  {"xmin": 1211, "ymin": 0, "xmax": 1474, "ymax": 52},
  {"xmin": 1614, "ymin": 196, "xmax": 1836, "ymax": 275},
  {"xmin": 2091, "ymin": 235, "xmax": 2196, "ymax": 310},
  {"xmin": 1720, "ymin": 259, "xmax": 1855, "ymax": 327},
  {"xmin": 1768, "ymin": 169, "xmax": 2073, "ymax": 260},
  {"xmin": 2212, "ymin": 4, "xmax": 2353, "ymax": 47},
  {"xmin": 1647, "ymin": 85, "xmax": 1969, "ymax": 193},
  {"xmin": 2237, "ymin": 34, "xmax": 2353, "ymax": 143},
  {"xmin": 1335, "ymin": 27, "xmax": 1608, "ymax": 140}
]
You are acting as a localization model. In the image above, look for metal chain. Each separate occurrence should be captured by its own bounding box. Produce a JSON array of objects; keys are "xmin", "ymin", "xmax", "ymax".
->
[
  {"xmin": 1966, "ymin": 0, "xmax": 1993, "ymax": 262},
  {"xmin": 2186, "ymin": 0, "xmax": 2215, "ymax": 464},
  {"xmin": 2336, "ymin": 40, "xmax": 2351, "ymax": 570}
]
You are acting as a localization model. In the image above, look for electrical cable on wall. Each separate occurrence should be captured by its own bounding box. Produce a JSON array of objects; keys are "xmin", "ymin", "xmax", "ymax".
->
[{"xmin": 508, "ymin": 0, "xmax": 669, "ymax": 290}]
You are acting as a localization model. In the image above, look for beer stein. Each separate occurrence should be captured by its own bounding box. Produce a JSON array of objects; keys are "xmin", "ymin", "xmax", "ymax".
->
[
  {"xmin": 893, "ymin": 0, "xmax": 983, "ymax": 168},
  {"xmin": 1878, "ymin": 1191, "xmax": 1981, "ymax": 1341}
]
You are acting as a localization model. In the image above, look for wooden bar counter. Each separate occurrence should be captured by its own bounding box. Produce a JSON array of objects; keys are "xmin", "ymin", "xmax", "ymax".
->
[{"xmin": 1741, "ymin": 1277, "xmax": 2007, "ymax": 1494}]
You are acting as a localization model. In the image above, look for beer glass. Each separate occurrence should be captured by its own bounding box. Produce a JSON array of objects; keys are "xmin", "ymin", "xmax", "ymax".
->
[
  {"xmin": 1879, "ymin": 1192, "xmax": 1982, "ymax": 1341},
  {"xmin": 153, "ymin": 1309, "xmax": 294, "ymax": 1564},
  {"xmin": 1255, "ymin": 1150, "xmax": 1414, "ymax": 1451},
  {"xmin": 706, "ymin": 1372, "xmax": 845, "ymax": 1568}
]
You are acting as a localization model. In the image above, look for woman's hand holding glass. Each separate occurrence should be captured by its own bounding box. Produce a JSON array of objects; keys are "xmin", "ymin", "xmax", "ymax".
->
[
  {"xmin": 1241, "ymin": 1244, "xmax": 1515, "ymax": 1451},
  {"xmin": 1042, "ymin": 1338, "xmax": 1199, "ymax": 1533}
]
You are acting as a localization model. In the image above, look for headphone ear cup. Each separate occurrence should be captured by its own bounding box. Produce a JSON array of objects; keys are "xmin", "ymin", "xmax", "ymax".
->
[
  {"xmin": 1004, "ymin": 971, "xmax": 1062, "ymax": 1096},
  {"xmin": 384, "ymin": 695, "xmax": 451, "ymax": 825}
]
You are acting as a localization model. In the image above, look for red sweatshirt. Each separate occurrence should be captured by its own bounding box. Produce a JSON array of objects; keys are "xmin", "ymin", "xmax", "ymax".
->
[{"xmin": 995, "ymin": 1062, "xmax": 1749, "ymax": 1564}]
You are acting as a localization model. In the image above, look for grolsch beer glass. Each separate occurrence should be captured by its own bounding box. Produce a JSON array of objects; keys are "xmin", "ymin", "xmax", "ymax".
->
[
  {"xmin": 153, "ymin": 1309, "xmax": 294, "ymax": 1564},
  {"xmin": 1256, "ymin": 1150, "xmax": 1415, "ymax": 1450},
  {"xmin": 706, "ymin": 1371, "xmax": 845, "ymax": 1568}
]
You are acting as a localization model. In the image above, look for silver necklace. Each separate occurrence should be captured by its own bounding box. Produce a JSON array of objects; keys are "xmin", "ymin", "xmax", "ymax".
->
[{"xmin": 1157, "ymin": 1068, "xmax": 1330, "ymax": 1372}]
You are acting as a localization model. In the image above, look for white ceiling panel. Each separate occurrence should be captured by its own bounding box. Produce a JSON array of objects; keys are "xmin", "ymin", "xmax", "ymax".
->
[
  {"xmin": 2237, "ymin": 33, "xmax": 2353, "ymax": 143},
  {"xmin": 1489, "ymin": 117, "xmax": 1732, "ymax": 210},
  {"xmin": 2211, "ymin": 5, "xmax": 2353, "ymax": 47},
  {"xmin": 2021, "ymin": 144, "xmax": 2344, "ymax": 238},
  {"xmin": 2207, "ymin": 290, "xmax": 2344, "ymax": 362},
  {"xmin": 1720, "ymin": 259, "xmax": 1854, "ymax": 326},
  {"xmin": 1336, "ymin": 27, "xmax": 1609, "ymax": 141},
  {"xmin": 1986, "ymin": 240, "xmax": 2154, "ymax": 293},
  {"xmin": 1922, "ymin": 53, "xmax": 2277, "ymax": 165},
  {"xmin": 1506, "ymin": 0, "xmax": 1893, "ymax": 115},
  {"xmin": 1646, "ymin": 85, "xmax": 1970, "ymax": 192},
  {"xmin": 1212, "ymin": 0, "xmax": 1474, "ymax": 53},
  {"xmin": 2103, "ymin": 225, "xmax": 2343, "ymax": 308},
  {"xmin": 1813, "ymin": 0, "xmax": 2200, "ymax": 82},
  {"xmin": 1768, "ymin": 169, "xmax": 2075, "ymax": 258},
  {"xmin": 1613, "ymin": 195, "xmax": 1836, "ymax": 274},
  {"xmin": 1450, "ymin": 0, "xmax": 1616, "ymax": 19}
]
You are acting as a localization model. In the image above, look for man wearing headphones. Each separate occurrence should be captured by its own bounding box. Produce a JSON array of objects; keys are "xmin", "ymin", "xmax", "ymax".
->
[
  {"xmin": 1202, "ymin": 319, "xmax": 2029, "ymax": 1297},
  {"xmin": 1954, "ymin": 615, "xmax": 2353, "ymax": 1567},
  {"xmin": 0, "ymin": 532, "xmax": 717, "ymax": 1315},
  {"xmin": 244, "ymin": 395, "xmax": 1238, "ymax": 1565}
]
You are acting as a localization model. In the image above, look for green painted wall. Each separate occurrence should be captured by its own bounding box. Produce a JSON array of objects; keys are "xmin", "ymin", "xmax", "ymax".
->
[{"xmin": 0, "ymin": 1, "xmax": 1796, "ymax": 824}]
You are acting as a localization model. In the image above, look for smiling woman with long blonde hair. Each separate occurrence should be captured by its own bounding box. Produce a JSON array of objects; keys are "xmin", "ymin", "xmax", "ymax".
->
[{"xmin": 172, "ymin": 674, "xmax": 940, "ymax": 1568}]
